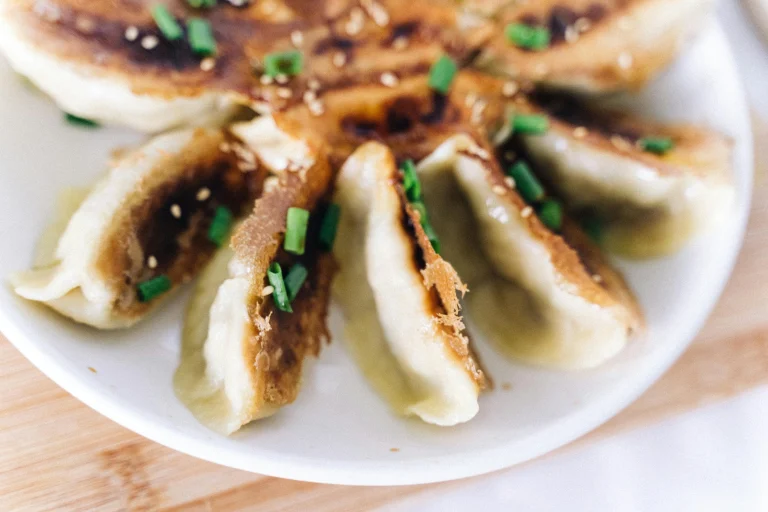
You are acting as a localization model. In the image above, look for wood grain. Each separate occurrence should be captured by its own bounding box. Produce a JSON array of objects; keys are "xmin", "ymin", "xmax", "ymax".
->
[{"xmin": 1, "ymin": 139, "xmax": 765, "ymax": 512}]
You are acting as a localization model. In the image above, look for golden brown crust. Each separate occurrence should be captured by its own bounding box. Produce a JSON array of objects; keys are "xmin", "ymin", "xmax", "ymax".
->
[
  {"xmin": 97, "ymin": 128, "xmax": 265, "ymax": 319},
  {"xmin": 3, "ymin": 0, "xmax": 488, "ymax": 101},
  {"xmin": 229, "ymin": 119, "xmax": 334, "ymax": 411},
  {"xmin": 397, "ymin": 186, "xmax": 488, "ymax": 390}
]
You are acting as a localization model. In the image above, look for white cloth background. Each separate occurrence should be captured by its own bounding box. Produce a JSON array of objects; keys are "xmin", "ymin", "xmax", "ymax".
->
[{"xmin": 387, "ymin": 2, "xmax": 768, "ymax": 511}]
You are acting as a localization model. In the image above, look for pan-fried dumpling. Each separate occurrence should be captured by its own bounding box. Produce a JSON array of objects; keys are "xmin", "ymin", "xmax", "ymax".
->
[
  {"xmin": 0, "ymin": 0, "xmax": 489, "ymax": 131},
  {"xmin": 417, "ymin": 135, "xmax": 642, "ymax": 369},
  {"xmin": 476, "ymin": 0, "xmax": 714, "ymax": 93},
  {"xmin": 174, "ymin": 116, "xmax": 335, "ymax": 434},
  {"xmin": 12, "ymin": 127, "xmax": 264, "ymax": 329},
  {"xmin": 501, "ymin": 93, "xmax": 734, "ymax": 258},
  {"xmin": 333, "ymin": 142, "xmax": 487, "ymax": 426}
]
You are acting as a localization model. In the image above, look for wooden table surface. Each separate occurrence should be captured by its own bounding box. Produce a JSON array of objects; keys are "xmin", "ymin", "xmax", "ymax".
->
[{"xmin": 1, "ymin": 136, "xmax": 766, "ymax": 512}]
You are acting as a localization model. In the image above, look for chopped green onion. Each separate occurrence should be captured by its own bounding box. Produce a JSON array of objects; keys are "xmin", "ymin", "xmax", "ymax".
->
[
  {"xmin": 284, "ymin": 263, "xmax": 308, "ymax": 302},
  {"xmin": 401, "ymin": 159, "xmax": 421, "ymax": 201},
  {"xmin": 64, "ymin": 113, "xmax": 100, "ymax": 128},
  {"xmin": 187, "ymin": 0, "xmax": 216, "ymax": 8},
  {"xmin": 512, "ymin": 114, "xmax": 549, "ymax": 135},
  {"xmin": 264, "ymin": 50, "xmax": 303, "ymax": 77},
  {"xmin": 428, "ymin": 55, "xmax": 457, "ymax": 95},
  {"xmin": 505, "ymin": 23, "xmax": 551, "ymax": 51},
  {"xmin": 208, "ymin": 206, "xmax": 234, "ymax": 247},
  {"xmin": 187, "ymin": 18, "xmax": 217, "ymax": 56},
  {"xmin": 151, "ymin": 5, "xmax": 183, "ymax": 41},
  {"xmin": 318, "ymin": 203, "xmax": 341, "ymax": 252},
  {"xmin": 638, "ymin": 136, "xmax": 674, "ymax": 155},
  {"xmin": 537, "ymin": 199, "xmax": 562, "ymax": 232},
  {"xmin": 137, "ymin": 275, "xmax": 172, "ymax": 303},
  {"xmin": 284, "ymin": 207, "xmax": 310, "ymax": 255},
  {"xmin": 581, "ymin": 215, "xmax": 605, "ymax": 244},
  {"xmin": 267, "ymin": 262, "xmax": 293, "ymax": 313},
  {"xmin": 507, "ymin": 161, "xmax": 545, "ymax": 203},
  {"xmin": 422, "ymin": 222, "xmax": 441, "ymax": 254}
]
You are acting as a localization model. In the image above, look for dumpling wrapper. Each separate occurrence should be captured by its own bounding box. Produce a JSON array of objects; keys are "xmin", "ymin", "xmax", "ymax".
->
[
  {"xmin": 502, "ymin": 94, "xmax": 734, "ymax": 258},
  {"xmin": 476, "ymin": 0, "xmax": 714, "ymax": 93},
  {"xmin": 418, "ymin": 135, "xmax": 642, "ymax": 370},
  {"xmin": 174, "ymin": 116, "xmax": 335, "ymax": 434},
  {"xmin": 12, "ymin": 127, "xmax": 262, "ymax": 329},
  {"xmin": 333, "ymin": 141, "xmax": 487, "ymax": 426}
]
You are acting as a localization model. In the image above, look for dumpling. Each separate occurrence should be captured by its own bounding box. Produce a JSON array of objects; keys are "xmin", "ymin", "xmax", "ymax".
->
[
  {"xmin": 12, "ymin": 127, "xmax": 264, "ymax": 329},
  {"xmin": 417, "ymin": 134, "xmax": 642, "ymax": 369},
  {"xmin": 476, "ymin": 0, "xmax": 714, "ymax": 93},
  {"xmin": 500, "ymin": 93, "xmax": 734, "ymax": 258},
  {"xmin": 174, "ymin": 116, "xmax": 335, "ymax": 434},
  {"xmin": 333, "ymin": 141, "xmax": 487, "ymax": 426},
  {"xmin": 0, "ymin": 0, "xmax": 488, "ymax": 131}
]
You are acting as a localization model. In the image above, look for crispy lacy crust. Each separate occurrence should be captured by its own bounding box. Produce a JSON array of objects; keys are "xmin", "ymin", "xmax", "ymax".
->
[
  {"xmin": 479, "ymin": 0, "xmax": 712, "ymax": 92},
  {"xmin": 230, "ymin": 124, "xmax": 334, "ymax": 411},
  {"xmin": 397, "ymin": 187, "xmax": 488, "ymax": 390},
  {"xmin": 100, "ymin": 128, "xmax": 263, "ymax": 317},
  {"xmin": 2, "ymin": 0, "xmax": 488, "ymax": 102}
]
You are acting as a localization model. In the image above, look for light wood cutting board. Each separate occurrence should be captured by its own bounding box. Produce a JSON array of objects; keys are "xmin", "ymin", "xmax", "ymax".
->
[{"xmin": 1, "ymin": 129, "xmax": 766, "ymax": 512}]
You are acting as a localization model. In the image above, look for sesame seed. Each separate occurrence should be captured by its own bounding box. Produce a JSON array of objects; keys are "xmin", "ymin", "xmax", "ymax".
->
[
  {"xmin": 228, "ymin": 0, "xmax": 247, "ymax": 5},
  {"xmin": 147, "ymin": 256, "xmax": 158, "ymax": 269},
  {"xmin": 275, "ymin": 73, "xmax": 289, "ymax": 85},
  {"xmin": 75, "ymin": 16, "xmax": 95, "ymax": 34},
  {"xmin": 276, "ymin": 87, "xmax": 292, "ymax": 99},
  {"xmin": 170, "ymin": 204, "xmax": 182, "ymax": 219},
  {"xmin": 492, "ymin": 185, "xmax": 506, "ymax": 195},
  {"xmin": 196, "ymin": 187, "xmax": 211, "ymax": 201},
  {"xmin": 565, "ymin": 26, "xmax": 579, "ymax": 44},
  {"xmin": 504, "ymin": 176, "xmax": 516, "ymax": 189},
  {"xmin": 502, "ymin": 81, "xmax": 519, "ymax": 98},
  {"xmin": 141, "ymin": 35, "xmax": 159, "ymax": 50},
  {"xmin": 611, "ymin": 135, "xmax": 632, "ymax": 151},
  {"xmin": 618, "ymin": 52, "xmax": 633, "ymax": 70},
  {"xmin": 264, "ymin": 176, "xmax": 280, "ymax": 192},
  {"xmin": 219, "ymin": 142, "xmax": 231, "ymax": 153},
  {"xmin": 291, "ymin": 30, "xmax": 304, "ymax": 47},
  {"xmin": 200, "ymin": 58, "xmax": 216, "ymax": 72},
  {"xmin": 125, "ymin": 26, "xmax": 139, "ymax": 42},
  {"xmin": 573, "ymin": 126, "xmax": 588, "ymax": 139},
  {"xmin": 308, "ymin": 100, "xmax": 325, "ymax": 116},
  {"xmin": 333, "ymin": 52, "xmax": 346, "ymax": 68},
  {"xmin": 380, "ymin": 72, "xmax": 398, "ymax": 87},
  {"xmin": 465, "ymin": 92, "xmax": 478, "ymax": 109},
  {"xmin": 261, "ymin": 285, "xmax": 275, "ymax": 296},
  {"xmin": 303, "ymin": 90, "xmax": 317, "ymax": 103},
  {"xmin": 592, "ymin": 274, "xmax": 604, "ymax": 283},
  {"xmin": 308, "ymin": 78, "xmax": 321, "ymax": 91},
  {"xmin": 260, "ymin": 74, "xmax": 274, "ymax": 85},
  {"xmin": 392, "ymin": 37, "xmax": 408, "ymax": 51},
  {"xmin": 575, "ymin": 17, "xmax": 591, "ymax": 33},
  {"xmin": 521, "ymin": 206, "xmax": 533, "ymax": 218}
]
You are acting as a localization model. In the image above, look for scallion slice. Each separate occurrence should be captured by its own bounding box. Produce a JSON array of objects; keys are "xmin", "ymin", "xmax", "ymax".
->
[
  {"xmin": 401, "ymin": 159, "xmax": 421, "ymax": 201},
  {"xmin": 318, "ymin": 203, "xmax": 341, "ymax": 252},
  {"xmin": 208, "ymin": 206, "xmax": 234, "ymax": 247},
  {"xmin": 64, "ymin": 113, "xmax": 100, "ymax": 128},
  {"xmin": 267, "ymin": 262, "xmax": 293, "ymax": 313},
  {"xmin": 512, "ymin": 114, "xmax": 549, "ymax": 135},
  {"xmin": 284, "ymin": 263, "xmax": 308, "ymax": 302},
  {"xmin": 581, "ymin": 216, "xmax": 605, "ymax": 244},
  {"xmin": 505, "ymin": 23, "xmax": 551, "ymax": 51},
  {"xmin": 152, "ymin": 5, "xmax": 183, "ymax": 41},
  {"xmin": 264, "ymin": 50, "xmax": 303, "ymax": 77},
  {"xmin": 537, "ymin": 199, "xmax": 562, "ymax": 232},
  {"xmin": 137, "ymin": 275, "xmax": 172, "ymax": 303},
  {"xmin": 638, "ymin": 136, "xmax": 674, "ymax": 155},
  {"xmin": 187, "ymin": 18, "xmax": 217, "ymax": 56},
  {"xmin": 410, "ymin": 200, "xmax": 428, "ymax": 222},
  {"xmin": 428, "ymin": 55, "xmax": 457, "ymax": 95},
  {"xmin": 507, "ymin": 161, "xmax": 545, "ymax": 203},
  {"xmin": 284, "ymin": 207, "xmax": 310, "ymax": 255}
]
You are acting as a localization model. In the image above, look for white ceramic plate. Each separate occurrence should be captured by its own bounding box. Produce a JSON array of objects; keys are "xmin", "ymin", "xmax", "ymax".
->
[{"xmin": 0, "ymin": 18, "xmax": 752, "ymax": 486}]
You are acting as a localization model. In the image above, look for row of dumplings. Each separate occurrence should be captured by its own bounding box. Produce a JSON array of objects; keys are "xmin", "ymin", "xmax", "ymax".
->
[{"xmin": 12, "ymin": 79, "xmax": 733, "ymax": 433}]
